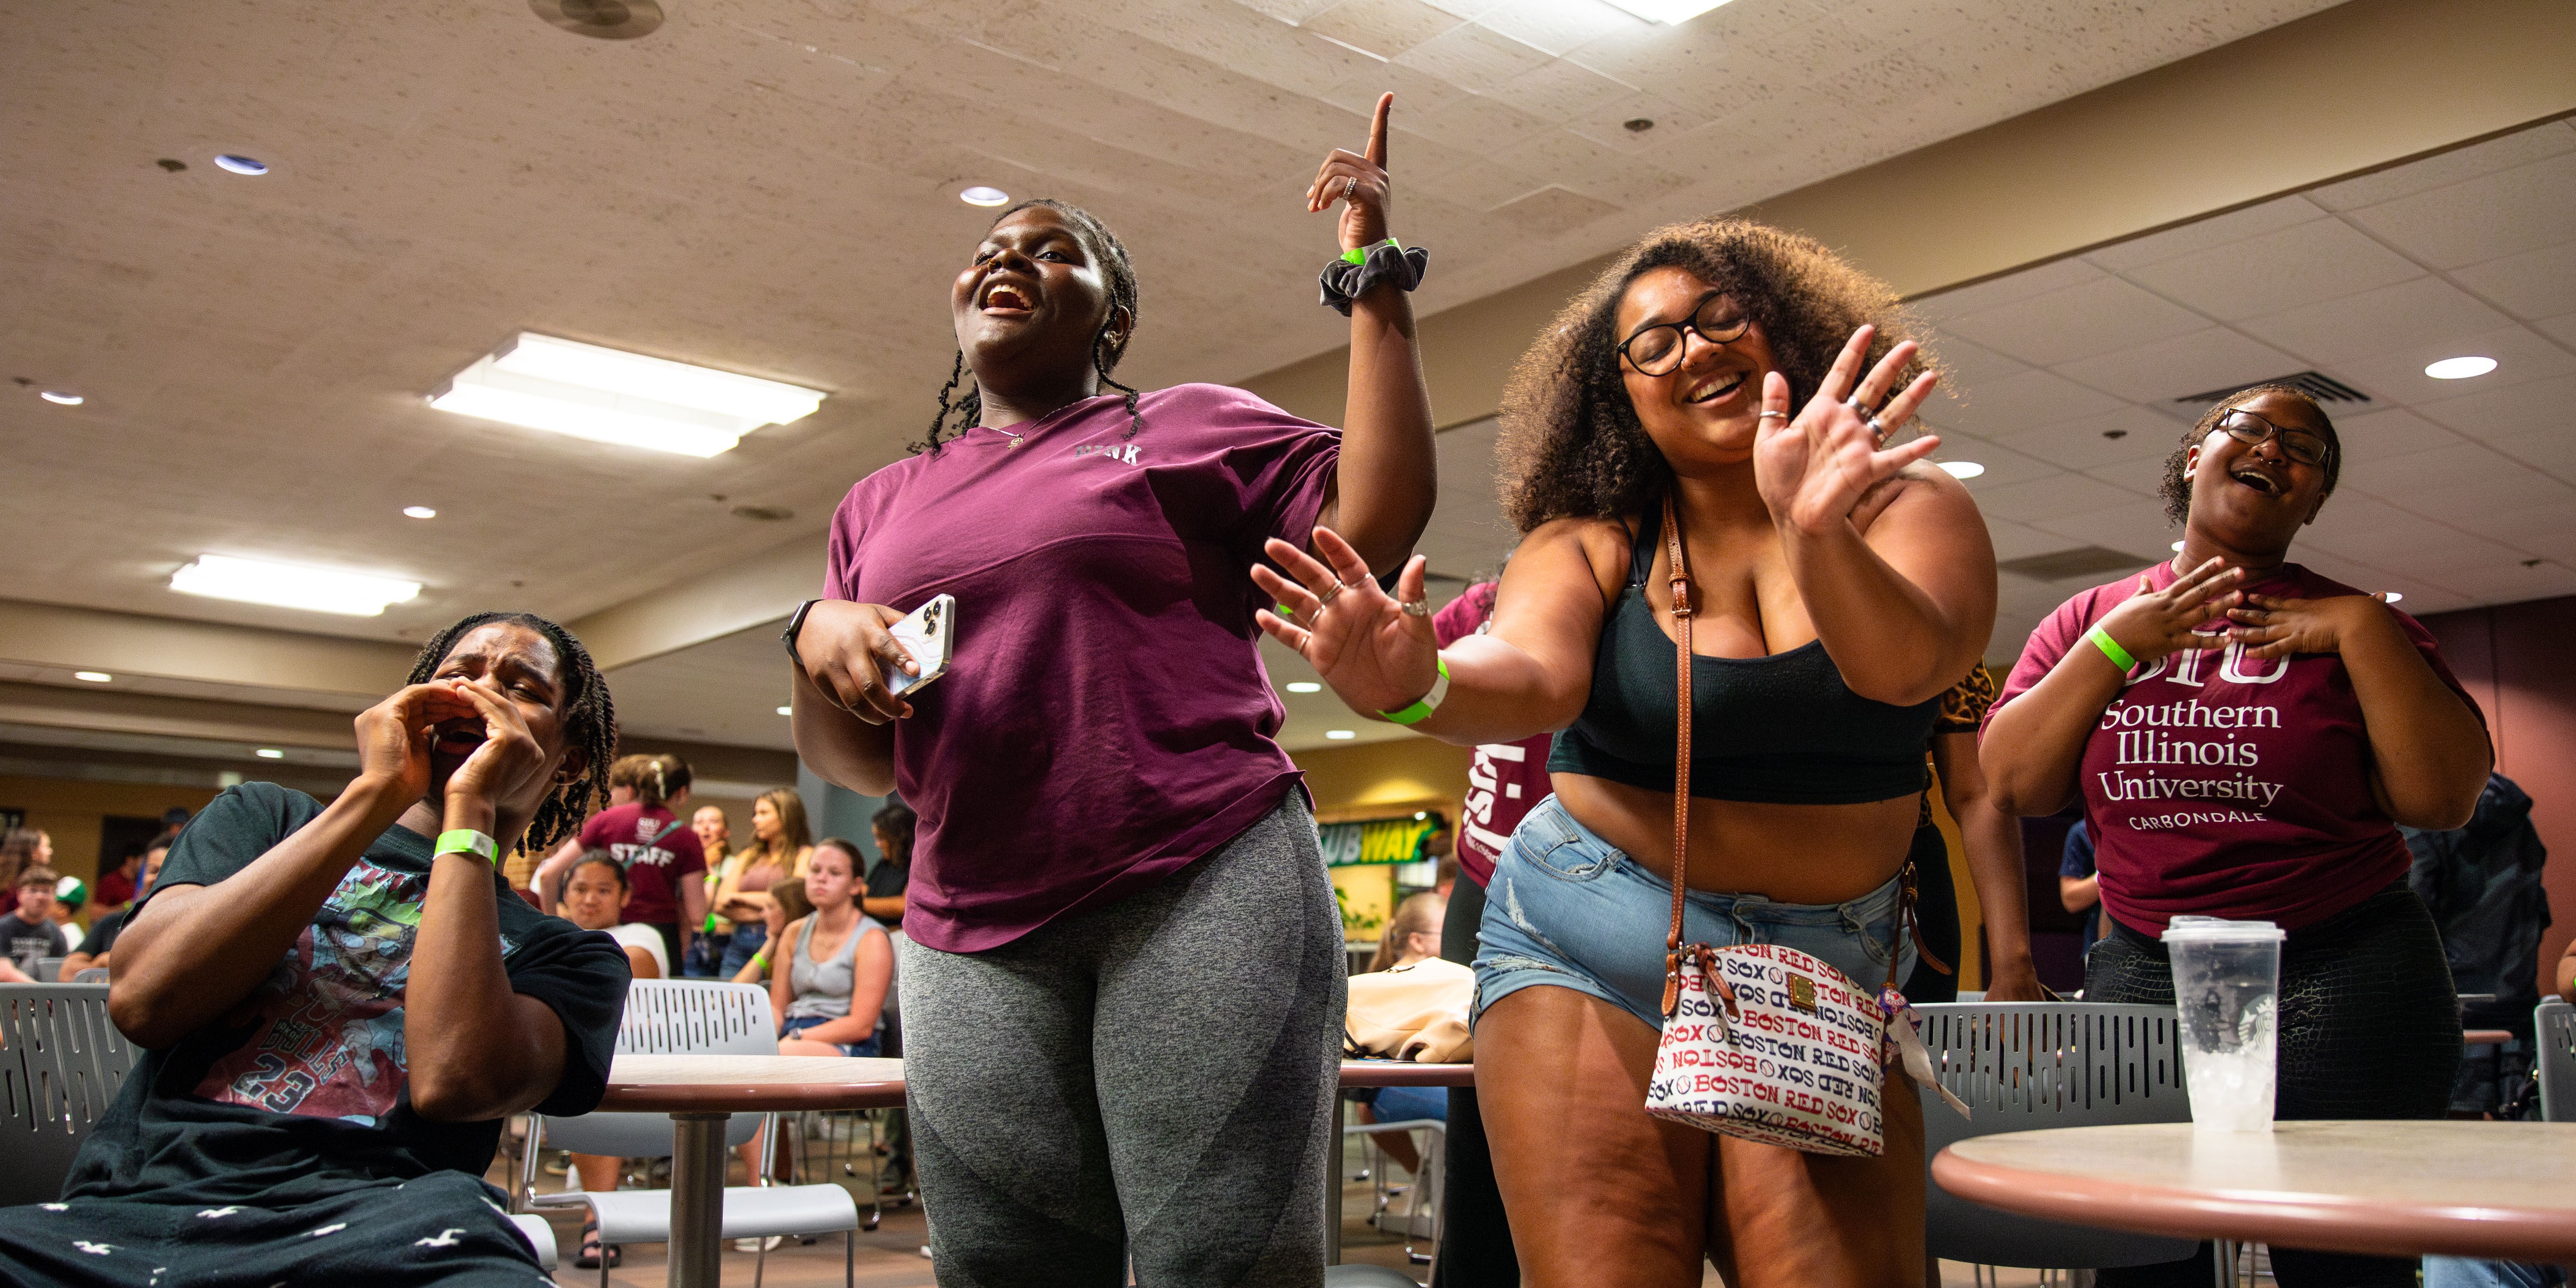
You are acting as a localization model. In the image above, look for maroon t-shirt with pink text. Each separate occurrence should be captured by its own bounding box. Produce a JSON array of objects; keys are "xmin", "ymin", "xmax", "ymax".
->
[
  {"xmin": 576, "ymin": 801, "xmax": 705, "ymax": 928},
  {"xmin": 1989, "ymin": 560, "xmax": 2482, "ymax": 934},
  {"xmin": 1434, "ymin": 583, "xmax": 1552, "ymax": 889},
  {"xmin": 826, "ymin": 385, "xmax": 1338, "ymax": 952}
]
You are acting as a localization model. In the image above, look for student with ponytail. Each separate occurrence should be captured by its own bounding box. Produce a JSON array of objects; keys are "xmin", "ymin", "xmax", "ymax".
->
[
  {"xmin": 534, "ymin": 752, "xmax": 707, "ymax": 968},
  {"xmin": 787, "ymin": 95, "xmax": 1435, "ymax": 1283}
]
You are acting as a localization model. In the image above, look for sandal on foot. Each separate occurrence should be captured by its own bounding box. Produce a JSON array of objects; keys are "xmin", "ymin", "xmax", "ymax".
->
[{"xmin": 575, "ymin": 1218, "xmax": 621, "ymax": 1270}]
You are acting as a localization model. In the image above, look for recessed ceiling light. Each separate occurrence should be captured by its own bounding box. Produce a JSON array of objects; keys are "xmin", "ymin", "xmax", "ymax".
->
[
  {"xmin": 2383, "ymin": 592, "xmax": 2404, "ymax": 604},
  {"xmin": 214, "ymin": 154, "xmax": 268, "ymax": 176},
  {"xmin": 1939, "ymin": 461, "xmax": 1985, "ymax": 479},
  {"xmin": 2424, "ymin": 356, "xmax": 2496, "ymax": 380},
  {"xmin": 776, "ymin": 705, "xmax": 793, "ymax": 715},
  {"xmin": 39, "ymin": 391, "xmax": 82, "ymax": 405},
  {"xmin": 1324, "ymin": 729, "xmax": 1358, "ymax": 740},
  {"xmin": 1286, "ymin": 681, "xmax": 1323, "ymax": 694},
  {"xmin": 255, "ymin": 748, "xmax": 285, "ymax": 759},
  {"xmin": 1600, "ymin": 0, "xmax": 1736, "ymax": 23},
  {"xmin": 2172, "ymin": 541, "xmax": 2186, "ymax": 552},
  {"xmin": 429, "ymin": 332, "xmax": 826, "ymax": 458},
  {"xmin": 171, "ymin": 553, "xmax": 422, "ymax": 617},
  {"xmin": 73, "ymin": 671, "xmax": 112, "ymax": 683},
  {"xmin": 959, "ymin": 186, "xmax": 1010, "ymax": 207},
  {"xmin": 402, "ymin": 506, "xmax": 437, "ymax": 519}
]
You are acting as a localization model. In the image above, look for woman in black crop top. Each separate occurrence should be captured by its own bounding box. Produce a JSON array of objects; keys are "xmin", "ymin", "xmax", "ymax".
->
[{"xmin": 1252, "ymin": 219, "xmax": 1999, "ymax": 1288}]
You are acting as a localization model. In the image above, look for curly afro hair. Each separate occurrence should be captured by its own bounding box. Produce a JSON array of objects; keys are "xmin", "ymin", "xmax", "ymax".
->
[
  {"xmin": 2157, "ymin": 384, "xmax": 2342, "ymax": 526},
  {"xmin": 1495, "ymin": 217, "xmax": 1933, "ymax": 533}
]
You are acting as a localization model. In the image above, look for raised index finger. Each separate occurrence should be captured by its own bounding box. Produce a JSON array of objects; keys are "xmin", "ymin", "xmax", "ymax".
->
[{"xmin": 1365, "ymin": 92, "xmax": 1391, "ymax": 169}]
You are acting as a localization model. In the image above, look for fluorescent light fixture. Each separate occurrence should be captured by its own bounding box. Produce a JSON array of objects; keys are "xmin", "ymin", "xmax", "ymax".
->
[
  {"xmin": 1286, "ymin": 681, "xmax": 1323, "ymax": 694},
  {"xmin": 2424, "ymin": 356, "xmax": 2496, "ymax": 380},
  {"xmin": 73, "ymin": 671, "xmax": 112, "ymax": 683},
  {"xmin": 39, "ymin": 390, "xmax": 82, "ymax": 405},
  {"xmin": 171, "ymin": 553, "xmax": 422, "ymax": 617},
  {"xmin": 429, "ymin": 333, "xmax": 826, "ymax": 458},
  {"xmin": 255, "ymin": 748, "xmax": 285, "ymax": 759},
  {"xmin": 214, "ymin": 154, "xmax": 268, "ymax": 176},
  {"xmin": 403, "ymin": 506, "xmax": 437, "ymax": 519},
  {"xmin": 960, "ymin": 186, "xmax": 1010, "ymax": 207},
  {"xmin": 1939, "ymin": 461, "xmax": 1985, "ymax": 479},
  {"xmin": 776, "ymin": 705, "xmax": 793, "ymax": 715},
  {"xmin": 1325, "ymin": 729, "xmax": 1357, "ymax": 740},
  {"xmin": 1601, "ymin": 0, "xmax": 1736, "ymax": 23}
]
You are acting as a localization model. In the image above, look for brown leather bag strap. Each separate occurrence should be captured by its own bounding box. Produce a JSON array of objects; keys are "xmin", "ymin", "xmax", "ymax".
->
[{"xmin": 1659, "ymin": 491, "xmax": 1696, "ymax": 1018}]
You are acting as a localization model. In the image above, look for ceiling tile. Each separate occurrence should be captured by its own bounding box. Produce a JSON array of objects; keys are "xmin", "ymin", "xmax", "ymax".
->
[
  {"xmin": 1391, "ymin": 20, "xmax": 1552, "ymax": 94},
  {"xmin": 2325, "ymin": 407, "xmax": 2464, "ymax": 464},
  {"xmin": 1916, "ymin": 430, "xmax": 2060, "ymax": 489},
  {"xmin": 2031, "ymin": 498, "xmax": 2175, "ymax": 562},
  {"xmin": 2295, "ymin": 492, "xmax": 2463, "ymax": 564},
  {"xmin": 1473, "ymin": 0, "xmax": 1642, "ymax": 56},
  {"xmin": 1943, "ymin": 367, "xmax": 2128, "ymax": 436},
  {"xmin": 1562, "ymin": 91, "xmax": 1714, "ymax": 152},
  {"xmin": 2119, "ymin": 217, "xmax": 2422, "ymax": 321},
  {"xmin": 2450, "ymin": 240, "xmax": 2576, "ymax": 324},
  {"xmin": 2081, "ymin": 194, "xmax": 2326, "ymax": 273},
  {"xmin": 2307, "ymin": 120, "xmax": 2576, "ymax": 212},
  {"xmin": 1942, "ymin": 274, "xmax": 2208, "ymax": 366},
  {"xmin": 1965, "ymin": 472, "xmax": 2150, "ymax": 524},
  {"xmin": 1981, "ymin": 518, "xmax": 2088, "ymax": 563},
  {"xmin": 2413, "ymin": 372, "xmax": 2576, "ymax": 464},
  {"xmin": 1919, "ymin": 333, "xmax": 2032, "ymax": 399},
  {"xmin": 2235, "ymin": 274, "xmax": 2517, "ymax": 368},
  {"xmin": 2482, "ymin": 422, "xmax": 2576, "ymax": 486},
  {"xmin": 1989, "ymin": 404, "xmax": 2190, "ymax": 472},
  {"xmin": 2534, "ymin": 311, "xmax": 2576, "ymax": 349},
  {"xmin": 1488, "ymin": 183, "xmax": 1623, "ymax": 234},
  {"xmin": 1485, "ymin": 58, "xmax": 1642, "ymax": 125},
  {"xmin": 1399, "ymin": 89, "xmax": 1556, "ymax": 153},
  {"xmin": 1910, "ymin": 256, "xmax": 2104, "ymax": 327},
  {"xmin": 2335, "ymin": 325, "xmax": 2576, "ymax": 417},
  {"xmin": 1319, "ymin": 62, "xmax": 1474, "ymax": 119},
  {"xmin": 2340, "ymin": 440, "xmax": 2558, "ymax": 501},
  {"xmin": 2052, "ymin": 326, "xmax": 2303, "ymax": 404},
  {"xmin": 2339, "ymin": 150, "xmax": 2576, "ymax": 270},
  {"xmin": 1304, "ymin": 0, "xmax": 1463, "ymax": 60}
]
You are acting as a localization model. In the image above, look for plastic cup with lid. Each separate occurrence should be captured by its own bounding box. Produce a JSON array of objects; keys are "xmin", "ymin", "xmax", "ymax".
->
[{"xmin": 2163, "ymin": 916, "xmax": 2286, "ymax": 1132}]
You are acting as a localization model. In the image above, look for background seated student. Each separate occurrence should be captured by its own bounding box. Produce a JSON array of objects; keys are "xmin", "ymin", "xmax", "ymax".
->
[
  {"xmin": 1, "ymin": 864, "xmax": 67, "ymax": 976},
  {"xmin": 710, "ymin": 787, "xmax": 815, "ymax": 978},
  {"xmin": 94, "ymin": 845, "xmax": 143, "ymax": 915},
  {"xmin": 773, "ymin": 839, "xmax": 893, "ymax": 1058},
  {"xmin": 1352, "ymin": 891, "xmax": 1447, "ymax": 1175},
  {"xmin": 0, "ymin": 610, "xmax": 629, "ymax": 1288},
  {"xmin": 51, "ymin": 877, "xmax": 88, "ymax": 952},
  {"xmin": 534, "ymin": 753, "xmax": 707, "ymax": 970},
  {"xmin": 0, "ymin": 826, "xmax": 53, "ymax": 919},
  {"xmin": 729, "ymin": 876, "xmax": 811, "ymax": 986},
  {"xmin": 554, "ymin": 850, "xmax": 660, "ymax": 1270},
  {"xmin": 861, "ymin": 803, "xmax": 913, "ymax": 924},
  {"xmin": 64, "ymin": 842, "xmax": 170, "ymax": 978}
]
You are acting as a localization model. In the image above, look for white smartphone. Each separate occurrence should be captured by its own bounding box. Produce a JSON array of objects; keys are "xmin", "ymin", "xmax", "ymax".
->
[{"xmin": 885, "ymin": 594, "xmax": 956, "ymax": 696}]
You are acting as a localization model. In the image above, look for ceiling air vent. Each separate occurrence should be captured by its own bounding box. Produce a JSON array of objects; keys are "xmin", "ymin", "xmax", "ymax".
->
[
  {"xmin": 1999, "ymin": 546, "xmax": 2159, "ymax": 582},
  {"xmin": 2173, "ymin": 370, "xmax": 2369, "ymax": 409}
]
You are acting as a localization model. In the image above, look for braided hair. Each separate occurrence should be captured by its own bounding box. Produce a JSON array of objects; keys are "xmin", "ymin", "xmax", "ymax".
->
[
  {"xmin": 403, "ymin": 611, "xmax": 616, "ymax": 853},
  {"xmin": 918, "ymin": 198, "xmax": 1144, "ymax": 454}
]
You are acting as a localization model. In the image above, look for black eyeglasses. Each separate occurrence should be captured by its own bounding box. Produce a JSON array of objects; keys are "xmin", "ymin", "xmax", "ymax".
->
[
  {"xmin": 1618, "ymin": 292, "xmax": 1752, "ymax": 377},
  {"xmin": 2214, "ymin": 408, "xmax": 2332, "ymax": 468}
]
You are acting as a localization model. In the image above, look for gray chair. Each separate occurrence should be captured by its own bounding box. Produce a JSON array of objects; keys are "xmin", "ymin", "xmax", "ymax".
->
[
  {"xmin": 1915, "ymin": 1002, "xmax": 2199, "ymax": 1271},
  {"xmin": 525, "ymin": 979, "xmax": 862, "ymax": 1288},
  {"xmin": 1345, "ymin": 1116, "xmax": 1442, "ymax": 1260},
  {"xmin": 34, "ymin": 956, "xmax": 64, "ymax": 983},
  {"xmin": 1324, "ymin": 1267, "xmax": 1424, "ymax": 1288},
  {"xmin": 507, "ymin": 1213, "xmax": 558, "ymax": 1272},
  {"xmin": 2537, "ymin": 998, "xmax": 2574, "ymax": 1122},
  {"xmin": 1, "ymin": 983, "xmax": 138, "ymax": 1206},
  {"xmin": 71, "ymin": 968, "xmax": 109, "ymax": 984}
]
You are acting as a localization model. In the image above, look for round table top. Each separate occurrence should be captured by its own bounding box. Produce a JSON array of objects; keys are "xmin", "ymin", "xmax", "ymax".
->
[
  {"xmin": 601, "ymin": 1054, "xmax": 907, "ymax": 1113},
  {"xmin": 1340, "ymin": 1060, "xmax": 1473, "ymax": 1088},
  {"xmin": 1933, "ymin": 1121, "xmax": 2576, "ymax": 1262}
]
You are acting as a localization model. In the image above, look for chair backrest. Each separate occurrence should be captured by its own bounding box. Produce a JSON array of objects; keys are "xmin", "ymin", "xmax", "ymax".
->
[
  {"xmin": 2538, "ymin": 999, "xmax": 2574, "ymax": 1123},
  {"xmin": 1914, "ymin": 1002, "xmax": 2199, "ymax": 1269},
  {"xmin": 71, "ymin": 969, "xmax": 107, "ymax": 984},
  {"xmin": 537, "ymin": 979, "xmax": 777, "ymax": 1158},
  {"xmin": 35, "ymin": 957, "xmax": 63, "ymax": 983},
  {"xmin": 0, "ymin": 984, "xmax": 140, "ymax": 1206}
]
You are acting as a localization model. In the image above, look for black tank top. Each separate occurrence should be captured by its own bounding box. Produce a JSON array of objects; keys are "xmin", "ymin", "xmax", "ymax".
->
[{"xmin": 1546, "ymin": 504, "xmax": 1938, "ymax": 804}]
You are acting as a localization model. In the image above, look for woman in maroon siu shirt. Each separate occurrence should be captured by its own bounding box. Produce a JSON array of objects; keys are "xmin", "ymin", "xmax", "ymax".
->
[
  {"xmin": 1983, "ymin": 384, "xmax": 2491, "ymax": 1288},
  {"xmin": 784, "ymin": 97, "xmax": 1434, "ymax": 1286}
]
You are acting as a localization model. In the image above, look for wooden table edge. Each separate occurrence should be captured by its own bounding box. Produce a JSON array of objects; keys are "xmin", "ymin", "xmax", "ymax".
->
[
  {"xmin": 1931, "ymin": 1147, "xmax": 2576, "ymax": 1263},
  {"xmin": 598, "ymin": 1081, "xmax": 909, "ymax": 1113},
  {"xmin": 1337, "ymin": 1060, "xmax": 1474, "ymax": 1088}
]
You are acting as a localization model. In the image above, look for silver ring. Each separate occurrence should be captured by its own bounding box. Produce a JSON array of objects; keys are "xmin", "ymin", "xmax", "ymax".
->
[
  {"xmin": 1316, "ymin": 579, "xmax": 1346, "ymax": 607},
  {"xmin": 1343, "ymin": 176, "xmax": 1358, "ymax": 200},
  {"xmin": 1397, "ymin": 598, "xmax": 1430, "ymax": 618},
  {"xmin": 1757, "ymin": 409, "xmax": 1788, "ymax": 420},
  {"xmin": 1845, "ymin": 393, "xmax": 1876, "ymax": 414},
  {"xmin": 1866, "ymin": 415, "xmax": 1888, "ymax": 440}
]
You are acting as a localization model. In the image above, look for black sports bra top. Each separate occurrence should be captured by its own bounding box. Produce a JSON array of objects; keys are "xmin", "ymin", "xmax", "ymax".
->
[{"xmin": 1547, "ymin": 504, "xmax": 1938, "ymax": 805}]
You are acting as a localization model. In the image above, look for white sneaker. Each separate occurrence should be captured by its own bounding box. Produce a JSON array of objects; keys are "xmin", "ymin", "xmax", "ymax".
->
[{"xmin": 734, "ymin": 1236, "xmax": 784, "ymax": 1252}]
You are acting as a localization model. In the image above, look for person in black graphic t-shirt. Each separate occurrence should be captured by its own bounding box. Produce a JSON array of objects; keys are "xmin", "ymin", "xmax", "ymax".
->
[{"xmin": 0, "ymin": 611, "xmax": 630, "ymax": 1288}]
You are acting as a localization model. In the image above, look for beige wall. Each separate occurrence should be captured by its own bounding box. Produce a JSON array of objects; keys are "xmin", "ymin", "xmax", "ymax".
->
[
  {"xmin": 1292, "ymin": 736, "xmax": 1471, "ymax": 821},
  {"xmin": 0, "ymin": 775, "xmax": 220, "ymax": 923}
]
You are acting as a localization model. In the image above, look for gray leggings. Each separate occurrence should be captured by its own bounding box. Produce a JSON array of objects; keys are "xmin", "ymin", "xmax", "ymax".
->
[{"xmin": 898, "ymin": 793, "xmax": 1346, "ymax": 1288}]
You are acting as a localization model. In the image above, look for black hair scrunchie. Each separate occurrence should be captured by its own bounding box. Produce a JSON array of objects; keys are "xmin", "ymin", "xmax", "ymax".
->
[{"xmin": 1319, "ymin": 243, "xmax": 1429, "ymax": 316}]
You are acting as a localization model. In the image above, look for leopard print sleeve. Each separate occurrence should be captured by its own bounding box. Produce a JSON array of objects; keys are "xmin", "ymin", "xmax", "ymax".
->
[{"xmin": 1933, "ymin": 662, "xmax": 1996, "ymax": 736}]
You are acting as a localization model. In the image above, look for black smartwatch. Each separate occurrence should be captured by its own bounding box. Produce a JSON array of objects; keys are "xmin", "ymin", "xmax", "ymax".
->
[{"xmin": 781, "ymin": 598, "xmax": 825, "ymax": 668}]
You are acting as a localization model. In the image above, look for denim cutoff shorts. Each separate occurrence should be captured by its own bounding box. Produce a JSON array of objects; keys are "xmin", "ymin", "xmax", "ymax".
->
[{"xmin": 1472, "ymin": 794, "xmax": 1914, "ymax": 1032}]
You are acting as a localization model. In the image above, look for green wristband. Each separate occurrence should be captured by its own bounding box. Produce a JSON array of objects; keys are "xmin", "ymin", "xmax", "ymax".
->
[
  {"xmin": 750, "ymin": 953, "xmax": 770, "ymax": 972},
  {"xmin": 434, "ymin": 829, "xmax": 498, "ymax": 865},
  {"xmin": 2085, "ymin": 625, "xmax": 2137, "ymax": 673},
  {"xmin": 1341, "ymin": 236, "xmax": 1401, "ymax": 266},
  {"xmin": 1379, "ymin": 656, "xmax": 1450, "ymax": 726}
]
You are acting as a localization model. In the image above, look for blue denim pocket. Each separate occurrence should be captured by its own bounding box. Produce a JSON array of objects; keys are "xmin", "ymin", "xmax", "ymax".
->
[{"xmin": 1513, "ymin": 797, "xmax": 1613, "ymax": 881}]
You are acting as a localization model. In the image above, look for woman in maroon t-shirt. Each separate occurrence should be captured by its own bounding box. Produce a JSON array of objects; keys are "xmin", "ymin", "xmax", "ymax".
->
[
  {"xmin": 1985, "ymin": 385, "xmax": 2490, "ymax": 1288},
  {"xmin": 784, "ymin": 99, "xmax": 1436, "ymax": 1283}
]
